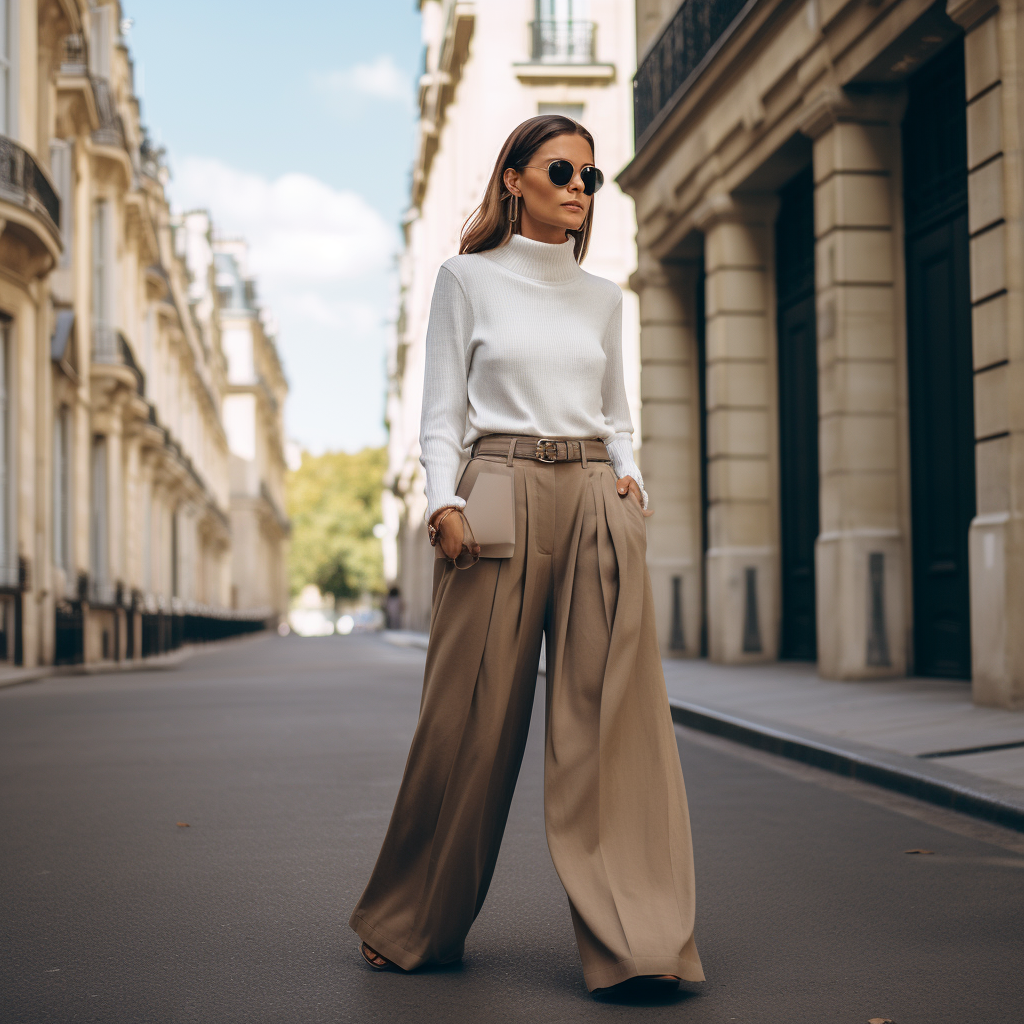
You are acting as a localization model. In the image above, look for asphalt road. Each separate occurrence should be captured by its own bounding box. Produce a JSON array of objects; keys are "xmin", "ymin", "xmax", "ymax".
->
[{"xmin": 2, "ymin": 634, "xmax": 1023, "ymax": 1024}]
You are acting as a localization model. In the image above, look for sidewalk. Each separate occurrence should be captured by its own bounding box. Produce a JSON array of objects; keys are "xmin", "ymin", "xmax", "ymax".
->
[
  {"xmin": 0, "ymin": 630, "xmax": 272, "ymax": 690},
  {"xmin": 663, "ymin": 660, "xmax": 1024, "ymax": 830},
  {"xmin": 382, "ymin": 630, "xmax": 1024, "ymax": 831},
  {"xmin": 661, "ymin": 660, "xmax": 1024, "ymax": 785}
]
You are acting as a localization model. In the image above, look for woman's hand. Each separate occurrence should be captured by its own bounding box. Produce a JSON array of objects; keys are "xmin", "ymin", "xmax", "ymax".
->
[
  {"xmin": 617, "ymin": 477, "xmax": 653, "ymax": 518},
  {"xmin": 431, "ymin": 508, "xmax": 481, "ymax": 561}
]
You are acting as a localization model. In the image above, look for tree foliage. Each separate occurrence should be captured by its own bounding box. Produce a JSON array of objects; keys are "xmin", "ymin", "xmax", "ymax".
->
[{"xmin": 286, "ymin": 447, "xmax": 386, "ymax": 599}]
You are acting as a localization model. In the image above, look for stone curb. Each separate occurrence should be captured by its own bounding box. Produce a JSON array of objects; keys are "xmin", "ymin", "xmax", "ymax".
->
[
  {"xmin": 0, "ymin": 631, "xmax": 272, "ymax": 690},
  {"xmin": 370, "ymin": 634, "xmax": 1024, "ymax": 833},
  {"xmin": 669, "ymin": 698, "xmax": 1024, "ymax": 835},
  {"xmin": 0, "ymin": 667, "xmax": 52, "ymax": 690},
  {"xmin": 380, "ymin": 630, "xmax": 430, "ymax": 650}
]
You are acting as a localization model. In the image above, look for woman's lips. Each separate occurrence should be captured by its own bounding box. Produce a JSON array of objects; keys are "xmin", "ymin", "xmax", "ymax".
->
[{"xmin": 562, "ymin": 202, "xmax": 583, "ymax": 213}]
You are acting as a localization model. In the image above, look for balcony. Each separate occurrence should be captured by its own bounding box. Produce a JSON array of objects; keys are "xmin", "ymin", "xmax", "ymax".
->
[
  {"xmin": 515, "ymin": 19, "xmax": 613, "ymax": 83},
  {"xmin": 633, "ymin": 0, "xmax": 754, "ymax": 145},
  {"xmin": 531, "ymin": 20, "xmax": 594, "ymax": 63},
  {"xmin": 0, "ymin": 135, "xmax": 62, "ymax": 277},
  {"xmin": 91, "ymin": 77, "xmax": 127, "ymax": 150},
  {"xmin": 92, "ymin": 325, "xmax": 146, "ymax": 395},
  {"xmin": 59, "ymin": 33, "xmax": 88, "ymax": 76}
]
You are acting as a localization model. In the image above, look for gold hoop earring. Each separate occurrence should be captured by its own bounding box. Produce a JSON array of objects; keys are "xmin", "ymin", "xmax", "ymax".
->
[{"xmin": 508, "ymin": 194, "xmax": 519, "ymax": 223}]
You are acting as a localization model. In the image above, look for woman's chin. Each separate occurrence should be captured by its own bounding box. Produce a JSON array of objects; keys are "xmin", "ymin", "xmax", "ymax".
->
[{"xmin": 555, "ymin": 217, "xmax": 586, "ymax": 234}]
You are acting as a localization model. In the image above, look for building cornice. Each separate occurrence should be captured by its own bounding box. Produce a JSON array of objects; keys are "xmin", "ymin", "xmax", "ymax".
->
[{"xmin": 946, "ymin": 0, "xmax": 998, "ymax": 30}]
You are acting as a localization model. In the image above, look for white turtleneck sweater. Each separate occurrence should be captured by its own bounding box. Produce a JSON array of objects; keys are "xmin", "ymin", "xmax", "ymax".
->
[{"xmin": 419, "ymin": 233, "xmax": 646, "ymax": 518}]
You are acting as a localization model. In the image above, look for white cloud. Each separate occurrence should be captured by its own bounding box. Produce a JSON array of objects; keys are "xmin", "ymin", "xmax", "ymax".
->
[
  {"xmin": 170, "ymin": 157, "xmax": 397, "ymax": 280},
  {"xmin": 168, "ymin": 157, "xmax": 396, "ymax": 454},
  {"xmin": 311, "ymin": 55, "xmax": 411, "ymax": 105},
  {"xmin": 285, "ymin": 293, "xmax": 381, "ymax": 332}
]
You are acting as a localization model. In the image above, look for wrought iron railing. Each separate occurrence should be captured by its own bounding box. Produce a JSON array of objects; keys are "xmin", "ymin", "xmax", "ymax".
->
[
  {"xmin": 60, "ymin": 33, "xmax": 87, "ymax": 74},
  {"xmin": 89, "ymin": 577, "xmax": 118, "ymax": 607},
  {"xmin": 633, "ymin": 0, "xmax": 752, "ymax": 143},
  {"xmin": 119, "ymin": 333, "xmax": 146, "ymax": 394},
  {"xmin": 530, "ymin": 20, "xmax": 595, "ymax": 64},
  {"xmin": 92, "ymin": 323, "xmax": 119, "ymax": 363},
  {"xmin": 91, "ymin": 77, "xmax": 126, "ymax": 148},
  {"xmin": 0, "ymin": 135, "xmax": 61, "ymax": 230}
]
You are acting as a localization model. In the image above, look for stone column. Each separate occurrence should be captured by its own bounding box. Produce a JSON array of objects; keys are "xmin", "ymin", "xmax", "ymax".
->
[
  {"xmin": 123, "ymin": 432, "xmax": 141, "ymax": 595},
  {"xmin": 633, "ymin": 252, "xmax": 704, "ymax": 657},
  {"xmin": 949, "ymin": 0, "xmax": 1024, "ymax": 708},
  {"xmin": 123, "ymin": 432, "xmax": 142, "ymax": 659},
  {"xmin": 694, "ymin": 195, "xmax": 780, "ymax": 664},
  {"xmin": 36, "ymin": 293, "xmax": 55, "ymax": 667},
  {"xmin": 106, "ymin": 407, "xmax": 125, "ymax": 593},
  {"xmin": 802, "ymin": 96, "xmax": 907, "ymax": 679},
  {"xmin": 16, "ymin": 300, "xmax": 38, "ymax": 667}
]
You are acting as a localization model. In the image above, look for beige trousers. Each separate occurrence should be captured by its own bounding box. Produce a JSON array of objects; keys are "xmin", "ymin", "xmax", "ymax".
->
[{"xmin": 350, "ymin": 454, "xmax": 704, "ymax": 991}]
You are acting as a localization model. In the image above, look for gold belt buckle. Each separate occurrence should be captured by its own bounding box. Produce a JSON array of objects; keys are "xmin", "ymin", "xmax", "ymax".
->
[{"xmin": 535, "ymin": 438, "xmax": 558, "ymax": 463}]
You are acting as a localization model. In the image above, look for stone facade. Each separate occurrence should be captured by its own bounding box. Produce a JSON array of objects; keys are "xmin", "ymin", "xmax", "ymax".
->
[
  {"xmin": 620, "ymin": 0, "xmax": 1024, "ymax": 707},
  {"xmin": 386, "ymin": 0, "xmax": 641, "ymax": 631},
  {"xmin": 0, "ymin": 0, "xmax": 288, "ymax": 671}
]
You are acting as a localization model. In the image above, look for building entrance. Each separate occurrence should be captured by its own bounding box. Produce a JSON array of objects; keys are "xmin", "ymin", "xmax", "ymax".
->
[
  {"xmin": 903, "ymin": 43, "xmax": 975, "ymax": 679},
  {"xmin": 775, "ymin": 166, "xmax": 819, "ymax": 660}
]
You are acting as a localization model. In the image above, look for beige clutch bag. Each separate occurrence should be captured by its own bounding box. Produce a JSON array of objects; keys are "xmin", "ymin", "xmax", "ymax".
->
[{"xmin": 453, "ymin": 458, "xmax": 516, "ymax": 559}]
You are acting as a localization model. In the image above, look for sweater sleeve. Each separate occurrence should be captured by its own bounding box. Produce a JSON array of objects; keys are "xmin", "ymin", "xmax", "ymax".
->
[
  {"xmin": 600, "ymin": 291, "xmax": 649, "ymax": 509},
  {"xmin": 419, "ymin": 265, "xmax": 473, "ymax": 519}
]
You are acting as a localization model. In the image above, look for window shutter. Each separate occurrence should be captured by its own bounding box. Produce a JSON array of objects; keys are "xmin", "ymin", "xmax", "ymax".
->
[
  {"xmin": 89, "ymin": 6, "xmax": 112, "ymax": 79},
  {"xmin": 0, "ymin": 0, "xmax": 11, "ymax": 135},
  {"xmin": 91, "ymin": 436, "xmax": 108, "ymax": 595},
  {"xmin": 50, "ymin": 140, "xmax": 74, "ymax": 267},
  {"xmin": 0, "ymin": 326, "xmax": 9, "ymax": 586}
]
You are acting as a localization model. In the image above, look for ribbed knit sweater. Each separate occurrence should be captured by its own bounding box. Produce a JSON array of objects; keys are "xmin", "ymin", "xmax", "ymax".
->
[{"xmin": 419, "ymin": 233, "xmax": 646, "ymax": 518}]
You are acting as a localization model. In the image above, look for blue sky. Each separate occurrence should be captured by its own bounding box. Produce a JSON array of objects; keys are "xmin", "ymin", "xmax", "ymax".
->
[{"xmin": 126, "ymin": 1, "xmax": 423, "ymax": 454}]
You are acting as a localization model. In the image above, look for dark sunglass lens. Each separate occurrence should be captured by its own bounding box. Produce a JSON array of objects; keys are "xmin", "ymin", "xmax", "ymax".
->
[
  {"xmin": 581, "ymin": 166, "xmax": 604, "ymax": 196},
  {"xmin": 547, "ymin": 160, "xmax": 574, "ymax": 187}
]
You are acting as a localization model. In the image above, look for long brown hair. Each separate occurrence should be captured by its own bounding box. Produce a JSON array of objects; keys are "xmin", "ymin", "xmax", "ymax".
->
[{"xmin": 460, "ymin": 115, "xmax": 596, "ymax": 263}]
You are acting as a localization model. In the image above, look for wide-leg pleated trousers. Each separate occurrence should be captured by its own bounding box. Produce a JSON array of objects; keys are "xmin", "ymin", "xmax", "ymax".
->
[{"xmin": 349, "ymin": 454, "xmax": 704, "ymax": 991}]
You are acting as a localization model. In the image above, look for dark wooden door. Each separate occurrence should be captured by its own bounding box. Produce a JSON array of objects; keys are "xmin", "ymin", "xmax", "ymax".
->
[
  {"xmin": 903, "ymin": 43, "xmax": 975, "ymax": 679},
  {"xmin": 776, "ymin": 167, "xmax": 819, "ymax": 660}
]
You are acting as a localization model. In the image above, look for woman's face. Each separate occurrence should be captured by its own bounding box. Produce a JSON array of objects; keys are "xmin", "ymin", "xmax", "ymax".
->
[{"xmin": 504, "ymin": 133, "xmax": 594, "ymax": 239}]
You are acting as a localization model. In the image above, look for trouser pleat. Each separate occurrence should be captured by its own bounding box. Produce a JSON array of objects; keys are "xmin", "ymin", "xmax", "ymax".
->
[{"xmin": 349, "ymin": 456, "xmax": 703, "ymax": 988}]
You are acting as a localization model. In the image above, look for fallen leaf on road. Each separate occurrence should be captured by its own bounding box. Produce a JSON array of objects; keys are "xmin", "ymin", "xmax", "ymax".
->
[
  {"xmin": 868, "ymin": 1018, "xmax": 895, "ymax": 1023},
  {"xmin": 903, "ymin": 848, "xmax": 933, "ymax": 855},
  {"xmin": 176, "ymin": 822, "xmax": 190, "ymax": 827}
]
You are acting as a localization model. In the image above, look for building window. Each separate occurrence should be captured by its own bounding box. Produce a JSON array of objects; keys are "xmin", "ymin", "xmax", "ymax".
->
[
  {"xmin": 538, "ymin": 103, "xmax": 585, "ymax": 120},
  {"xmin": 142, "ymin": 483, "xmax": 151, "ymax": 592},
  {"xmin": 0, "ymin": 319, "xmax": 12, "ymax": 588},
  {"xmin": 92, "ymin": 200, "xmax": 115, "ymax": 361},
  {"xmin": 532, "ymin": 0, "xmax": 594, "ymax": 64},
  {"xmin": 90, "ymin": 435, "xmax": 108, "ymax": 602},
  {"xmin": 53, "ymin": 406, "xmax": 72, "ymax": 576},
  {"xmin": 50, "ymin": 140, "xmax": 75, "ymax": 267},
  {"xmin": 88, "ymin": 4, "xmax": 112, "ymax": 80},
  {"xmin": 0, "ymin": 0, "xmax": 11, "ymax": 135},
  {"xmin": 170, "ymin": 506, "xmax": 179, "ymax": 599}
]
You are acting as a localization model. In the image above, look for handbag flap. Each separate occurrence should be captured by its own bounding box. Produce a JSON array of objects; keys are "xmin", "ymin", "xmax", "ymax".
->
[{"xmin": 455, "ymin": 460, "xmax": 515, "ymax": 558}]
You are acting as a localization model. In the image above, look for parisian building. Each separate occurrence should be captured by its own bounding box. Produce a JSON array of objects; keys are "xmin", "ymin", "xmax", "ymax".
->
[
  {"xmin": 0, "ymin": 0, "xmax": 288, "ymax": 671},
  {"xmin": 386, "ymin": 0, "xmax": 642, "ymax": 631},
  {"xmin": 620, "ymin": 0, "xmax": 1023, "ymax": 708}
]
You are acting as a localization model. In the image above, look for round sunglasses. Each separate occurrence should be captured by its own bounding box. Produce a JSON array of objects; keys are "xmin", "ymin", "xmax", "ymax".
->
[{"xmin": 524, "ymin": 159, "xmax": 605, "ymax": 196}]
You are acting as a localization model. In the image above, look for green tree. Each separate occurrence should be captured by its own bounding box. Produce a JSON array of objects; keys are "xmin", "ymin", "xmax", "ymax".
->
[{"xmin": 286, "ymin": 447, "xmax": 386, "ymax": 600}]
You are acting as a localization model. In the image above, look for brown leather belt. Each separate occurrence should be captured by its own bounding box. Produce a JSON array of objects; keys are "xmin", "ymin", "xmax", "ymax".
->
[{"xmin": 472, "ymin": 434, "xmax": 611, "ymax": 465}]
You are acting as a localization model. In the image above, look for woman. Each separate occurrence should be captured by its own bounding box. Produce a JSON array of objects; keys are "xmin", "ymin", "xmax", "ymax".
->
[{"xmin": 350, "ymin": 115, "xmax": 704, "ymax": 995}]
